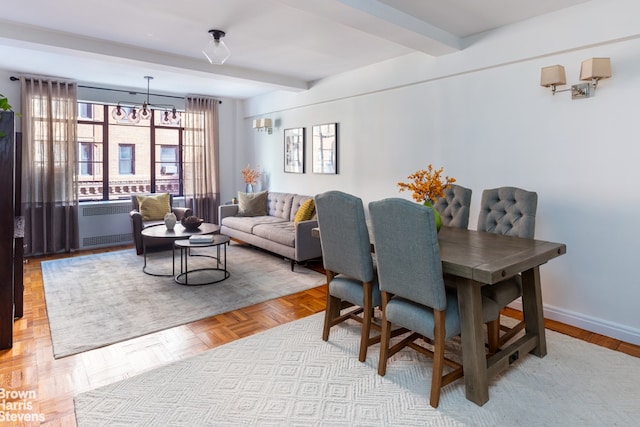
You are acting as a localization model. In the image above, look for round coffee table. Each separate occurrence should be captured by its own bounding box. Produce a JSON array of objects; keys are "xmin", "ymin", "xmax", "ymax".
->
[
  {"xmin": 141, "ymin": 223, "xmax": 220, "ymax": 276},
  {"xmin": 173, "ymin": 234, "xmax": 231, "ymax": 285}
]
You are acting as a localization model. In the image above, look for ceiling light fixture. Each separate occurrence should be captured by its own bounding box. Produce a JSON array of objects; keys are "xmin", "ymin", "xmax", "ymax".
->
[
  {"xmin": 202, "ymin": 29, "xmax": 231, "ymax": 65},
  {"xmin": 112, "ymin": 76, "xmax": 182, "ymax": 124}
]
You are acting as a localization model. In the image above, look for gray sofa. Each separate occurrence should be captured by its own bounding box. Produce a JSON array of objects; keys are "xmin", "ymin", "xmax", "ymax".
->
[{"xmin": 219, "ymin": 192, "xmax": 322, "ymax": 270}]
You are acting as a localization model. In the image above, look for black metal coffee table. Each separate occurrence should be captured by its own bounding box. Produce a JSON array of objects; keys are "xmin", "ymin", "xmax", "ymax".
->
[
  {"xmin": 140, "ymin": 223, "xmax": 220, "ymax": 276},
  {"xmin": 173, "ymin": 234, "xmax": 231, "ymax": 285}
]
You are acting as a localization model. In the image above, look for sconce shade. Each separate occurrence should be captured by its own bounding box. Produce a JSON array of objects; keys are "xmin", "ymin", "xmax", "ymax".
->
[
  {"xmin": 580, "ymin": 58, "xmax": 611, "ymax": 81},
  {"xmin": 540, "ymin": 65, "xmax": 566, "ymax": 87},
  {"xmin": 252, "ymin": 119, "xmax": 260, "ymax": 129},
  {"xmin": 262, "ymin": 118, "xmax": 272, "ymax": 129}
]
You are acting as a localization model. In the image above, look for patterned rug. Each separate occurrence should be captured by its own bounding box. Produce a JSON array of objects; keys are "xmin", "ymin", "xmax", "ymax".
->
[
  {"xmin": 42, "ymin": 243, "xmax": 324, "ymax": 358},
  {"xmin": 74, "ymin": 313, "xmax": 640, "ymax": 426}
]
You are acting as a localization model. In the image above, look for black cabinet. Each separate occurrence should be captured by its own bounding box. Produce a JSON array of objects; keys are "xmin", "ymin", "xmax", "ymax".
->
[{"xmin": 0, "ymin": 111, "xmax": 22, "ymax": 350}]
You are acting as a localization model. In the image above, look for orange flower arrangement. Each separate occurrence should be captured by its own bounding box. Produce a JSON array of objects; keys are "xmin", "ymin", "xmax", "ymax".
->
[
  {"xmin": 241, "ymin": 164, "xmax": 261, "ymax": 185},
  {"xmin": 397, "ymin": 164, "xmax": 456, "ymax": 204}
]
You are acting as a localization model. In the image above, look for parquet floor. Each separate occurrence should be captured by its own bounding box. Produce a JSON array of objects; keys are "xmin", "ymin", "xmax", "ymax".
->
[{"xmin": 1, "ymin": 245, "xmax": 639, "ymax": 426}]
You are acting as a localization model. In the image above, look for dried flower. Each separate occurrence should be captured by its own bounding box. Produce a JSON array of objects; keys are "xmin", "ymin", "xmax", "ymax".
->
[
  {"xmin": 241, "ymin": 164, "xmax": 261, "ymax": 185},
  {"xmin": 397, "ymin": 164, "xmax": 456, "ymax": 204}
]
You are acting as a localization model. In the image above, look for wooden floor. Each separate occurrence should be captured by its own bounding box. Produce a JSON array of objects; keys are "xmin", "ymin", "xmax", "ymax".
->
[{"xmin": 1, "ymin": 245, "xmax": 639, "ymax": 426}]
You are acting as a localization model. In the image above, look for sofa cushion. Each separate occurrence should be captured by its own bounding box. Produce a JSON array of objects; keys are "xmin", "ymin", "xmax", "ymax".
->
[
  {"xmin": 253, "ymin": 222, "xmax": 296, "ymax": 247},
  {"xmin": 267, "ymin": 192, "xmax": 294, "ymax": 219},
  {"xmin": 222, "ymin": 215, "xmax": 288, "ymax": 234},
  {"xmin": 137, "ymin": 193, "xmax": 171, "ymax": 220},
  {"xmin": 238, "ymin": 191, "xmax": 268, "ymax": 216},
  {"xmin": 294, "ymin": 198, "xmax": 315, "ymax": 222}
]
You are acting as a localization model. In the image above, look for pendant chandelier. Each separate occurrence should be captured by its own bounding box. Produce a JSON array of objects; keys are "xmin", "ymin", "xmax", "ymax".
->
[{"xmin": 112, "ymin": 76, "xmax": 182, "ymax": 125}]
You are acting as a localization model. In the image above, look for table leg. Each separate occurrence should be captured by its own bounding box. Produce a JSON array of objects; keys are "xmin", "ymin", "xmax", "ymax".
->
[
  {"xmin": 521, "ymin": 266, "xmax": 547, "ymax": 357},
  {"xmin": 455, "ymin": 277, "xmax": 489, "ymax": 406}
]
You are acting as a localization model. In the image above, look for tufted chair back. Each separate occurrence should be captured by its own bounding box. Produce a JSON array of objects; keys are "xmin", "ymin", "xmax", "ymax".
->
[
  {"xmin": 433, "ymin": 184, "xmax": 472, "ymax": 229},
  {"xmin": 477, "ymin": 187, "xmax": 537, "ymax": 238}
]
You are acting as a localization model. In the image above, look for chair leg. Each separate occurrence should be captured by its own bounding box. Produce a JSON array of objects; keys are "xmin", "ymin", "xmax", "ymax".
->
[
  {"xmin": 378, "ymin": 292, "xmax": 391, "ymax": 376},
  {"xmin": 430, "ymin": 310, "xmax": 446, "ymax": 408},
  {"xmin": 487, "ymin": 319, "xmax": 500, "ymax": 354},
  {"xmin": 358, "ymin": 281, "xmax": 374, "ymax": 362},
  {"xmin": 322, "ymin": 271, "xmax": 338, "ymax": 341}
]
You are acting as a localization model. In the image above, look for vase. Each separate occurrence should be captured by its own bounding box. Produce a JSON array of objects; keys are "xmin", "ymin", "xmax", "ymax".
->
[
  {"xmin": 164, "ymin": 212, "xmax": 177, "ymax": 230},
  {"xmin": 245, "ymin": 183, "xmax": 253, "ymax": 193},
  {"xmin": 423, "ymin": 201, "xmax": 442, "ymax": 232}
]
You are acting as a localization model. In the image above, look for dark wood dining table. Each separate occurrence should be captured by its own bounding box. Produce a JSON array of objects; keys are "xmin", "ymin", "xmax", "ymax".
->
[{"xmin": 312, "ymin": 225, "xmax": 567, "ymax": 406}]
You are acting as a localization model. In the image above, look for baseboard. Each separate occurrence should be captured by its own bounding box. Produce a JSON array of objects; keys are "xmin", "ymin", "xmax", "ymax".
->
[{"xmin": 508, "ymin": 300, "xmax": 640, "ymax": 346}]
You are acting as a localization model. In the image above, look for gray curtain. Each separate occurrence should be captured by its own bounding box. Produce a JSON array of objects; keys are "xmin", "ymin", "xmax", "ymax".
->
[
  {"xmin": 20, "ymin": 76, "xmax": 78, "ymax": 256},
  {"xmin": 184, "ymin": 96, "xmax": 220, "ymax": 224}
]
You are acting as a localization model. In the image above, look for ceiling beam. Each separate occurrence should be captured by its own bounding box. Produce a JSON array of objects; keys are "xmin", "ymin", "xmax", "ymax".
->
[{"xmin": 279, "ymin": 0, "xmax": 461, "ymax": 56}]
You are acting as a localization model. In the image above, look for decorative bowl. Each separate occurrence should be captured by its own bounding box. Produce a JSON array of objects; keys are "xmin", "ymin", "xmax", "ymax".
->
[{"xmin": 181, "ymin": 217, "xmax": 203, "ymax": 230}]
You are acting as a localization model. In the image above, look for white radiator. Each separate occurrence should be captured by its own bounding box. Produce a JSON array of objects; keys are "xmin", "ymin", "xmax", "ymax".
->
[{"xmin": 77, "ymin": 201, "xmax": 134, "ymax": 249}]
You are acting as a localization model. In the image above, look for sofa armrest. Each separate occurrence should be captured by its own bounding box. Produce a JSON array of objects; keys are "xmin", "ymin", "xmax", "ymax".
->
[
  {"xmin": 172, "ymin": 206, "xmax": 192, "ymax": 220},
  {"xmin": 219, "ymin": 204, "xmax": 239, "ymax": 225},
  {"xmin": 294, "ymin": 219, "xmax": 322, "ymax": 261}
]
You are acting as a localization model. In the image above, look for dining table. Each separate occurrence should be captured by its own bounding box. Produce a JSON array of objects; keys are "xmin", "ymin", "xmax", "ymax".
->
[{"xmin": 312, "ymin": 225, "xmax": 567, "ymax": 406}]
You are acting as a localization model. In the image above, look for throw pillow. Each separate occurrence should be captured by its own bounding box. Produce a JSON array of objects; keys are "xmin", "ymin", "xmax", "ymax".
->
[
  {"xmin": 238, "ymin": 191, "xmax": 268, "ymax": 217},
  {"xmin": 294, "ymin": 198, "xmax": 315, "ymax": 222},
  {"xmin": 137, "ymin": 193, "xmax": 171, "ymax": 220}
]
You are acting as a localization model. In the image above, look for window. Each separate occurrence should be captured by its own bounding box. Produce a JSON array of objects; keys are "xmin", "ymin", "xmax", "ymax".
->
[
  {"xmin": 78, "ymin": 102, "xmax": 93, "ymax": 120},
  {"xmin": 76, "ymin": 102, "xmax": 184, "ymax": 201},
  {"xmin": 118, "ymin": 144, "xmax": 135, "ymax": 175},
  {"xmin": 79, "ymin": 142, "xmax": 94, "ymax": 175}
]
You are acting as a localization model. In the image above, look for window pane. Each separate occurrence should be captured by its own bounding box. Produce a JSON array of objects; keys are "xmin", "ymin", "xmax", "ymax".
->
[
  {"xmin": 77, "ymin": 122, "xmax": 104, "ymax": 201},
  {"xmin": 109, "ymin": 122, "xmax": 149, "ymax": 200},
  {"xmin": 155, "ymin": 128, "xmax": 181, "ymax": 195}
]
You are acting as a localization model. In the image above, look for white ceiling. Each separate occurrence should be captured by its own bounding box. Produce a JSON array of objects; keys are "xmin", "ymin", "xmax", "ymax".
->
[{"xmin": 0, "ymin": 0, "xmax": 590, "ymax": 99}]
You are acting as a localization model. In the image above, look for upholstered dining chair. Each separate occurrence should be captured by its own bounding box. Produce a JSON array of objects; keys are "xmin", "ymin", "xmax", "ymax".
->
[
  {"xmin": 314, "ymin": 190, "xmax": 381, "ymax": 362},
  {"xmin": 477, "ymin": 186, "xmax": 538, "ymax": 353},
  {"xmin": 433, "ymin": 184, "xmax": 472, "ymax": 229},
  {"xmin": 369, "ymin": 198, "xmax": 500, "ymax": 408}
]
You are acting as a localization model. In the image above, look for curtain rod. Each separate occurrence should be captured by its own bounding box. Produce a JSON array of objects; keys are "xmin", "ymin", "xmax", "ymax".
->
[{"xmin": 9, "ymin": 76, "xmax": 222, "ymax": 104}]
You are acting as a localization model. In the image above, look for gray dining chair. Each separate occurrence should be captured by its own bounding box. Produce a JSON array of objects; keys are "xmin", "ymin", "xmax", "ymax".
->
[
  {"xmin": 315, "ymin": 190, "xmax": 381, "ymax": 362},
  {"xmin": 433, "ymin": 184, "xmax": 472, "ymax": 229},
  {"xmin": 369, "ymin": 198, "xmax": 500, "ymax": 407},
  {"xmin": 478, "ymin": 186, "xmax": 538, "ymax": 353}
]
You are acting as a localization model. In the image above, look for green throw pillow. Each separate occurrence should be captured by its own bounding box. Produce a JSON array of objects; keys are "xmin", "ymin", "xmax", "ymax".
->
[
  {"xmin": 137, "ymin": 193, "xmax": 171, "ymax": 220},
  {"xmin": 238, "ymin": 191, "xmax": 268, "ymax": 217},
  {"xmin": 294, "ymin": 198, "xmax": 315, "ymax": 222}
]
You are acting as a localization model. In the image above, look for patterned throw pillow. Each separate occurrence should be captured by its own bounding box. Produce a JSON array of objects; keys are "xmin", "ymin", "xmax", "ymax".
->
[
  {"xmin": 137, "ymin": 193, "xmax": 171, "ymax": 220},
  {"xmin": 294, "ymin": 198, "xmax": 315, "ymax": 223},
  {"xmin": 238, "ymin": 191, "xmax": 268, "ymax": 217}
]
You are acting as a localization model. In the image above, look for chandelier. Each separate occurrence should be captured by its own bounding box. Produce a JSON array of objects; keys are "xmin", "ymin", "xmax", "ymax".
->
[{"xmin": 112, "ymin": 76, "xmax": 182, "ymax": 125}]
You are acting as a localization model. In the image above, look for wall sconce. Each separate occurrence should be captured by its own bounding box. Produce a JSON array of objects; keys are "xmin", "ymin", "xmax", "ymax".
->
[
  {"xmin": 252, "ymin": 118, "xmax": 272, "ymax": 134},
  {"xmin": 540, "ymin": 57, "xmax": 611, "ymax": 99}
]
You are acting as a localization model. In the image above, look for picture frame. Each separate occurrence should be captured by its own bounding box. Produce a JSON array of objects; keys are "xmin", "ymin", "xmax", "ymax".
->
[
  {"xmin": 312, "ymin": 123, "xmax": 338, "ymax": 174},
  {"xmin": 284, "ymin": 127, "xmax": 305, "ymax": 173}
]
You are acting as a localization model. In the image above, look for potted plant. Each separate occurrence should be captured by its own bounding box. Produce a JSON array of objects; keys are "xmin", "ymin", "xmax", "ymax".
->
[{"xmin": 0, "ymin": 93, "xmax": 15, "ymax": 139}]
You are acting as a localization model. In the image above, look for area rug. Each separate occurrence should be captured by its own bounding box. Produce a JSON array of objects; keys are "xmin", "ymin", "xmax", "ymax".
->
[
  {"xmin": 74, "ymin": 313, "xmax": 640, "ymax": 426},
  {"xmin": 42, "ymin": 243, "xmax": 324, "ymax": 358}
]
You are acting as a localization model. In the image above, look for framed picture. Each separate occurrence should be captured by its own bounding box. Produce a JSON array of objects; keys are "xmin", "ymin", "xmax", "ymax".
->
[
  {"xmin": 312, "ymin": 123, "xmax": 338, "ymax": 174},
  {"xmin": 284, "ymin": 128, "xmax": 305, "ymax": 173}
]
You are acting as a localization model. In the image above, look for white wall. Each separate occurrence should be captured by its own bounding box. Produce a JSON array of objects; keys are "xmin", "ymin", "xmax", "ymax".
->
[{"xmin": 239, "ymin": 0, "xmax": 640, "ymax": 344}]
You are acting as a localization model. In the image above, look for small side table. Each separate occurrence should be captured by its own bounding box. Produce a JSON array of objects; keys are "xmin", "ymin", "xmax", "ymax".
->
[{"xmin": 173, "ymin": 235, "xmax": 231, "ymax": 286}]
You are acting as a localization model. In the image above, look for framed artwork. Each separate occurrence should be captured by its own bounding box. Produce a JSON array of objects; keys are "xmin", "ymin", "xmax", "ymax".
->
[
  {"xmin": 312, "ymin": 123, "xmax": 338, "ymax": 174},
  {"xmin": 284, "ymin": 127, "xmax": 305, "ymax": 173}
]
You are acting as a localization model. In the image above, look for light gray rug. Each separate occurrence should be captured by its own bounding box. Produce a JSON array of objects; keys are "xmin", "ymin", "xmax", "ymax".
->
[
  {"xmin": 42, "ymin": 243, "xmax": 324, "ymax": 358},
  {"xmin": 74, "ymin": 313, "xmax": 640, "ymax": 426}
]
